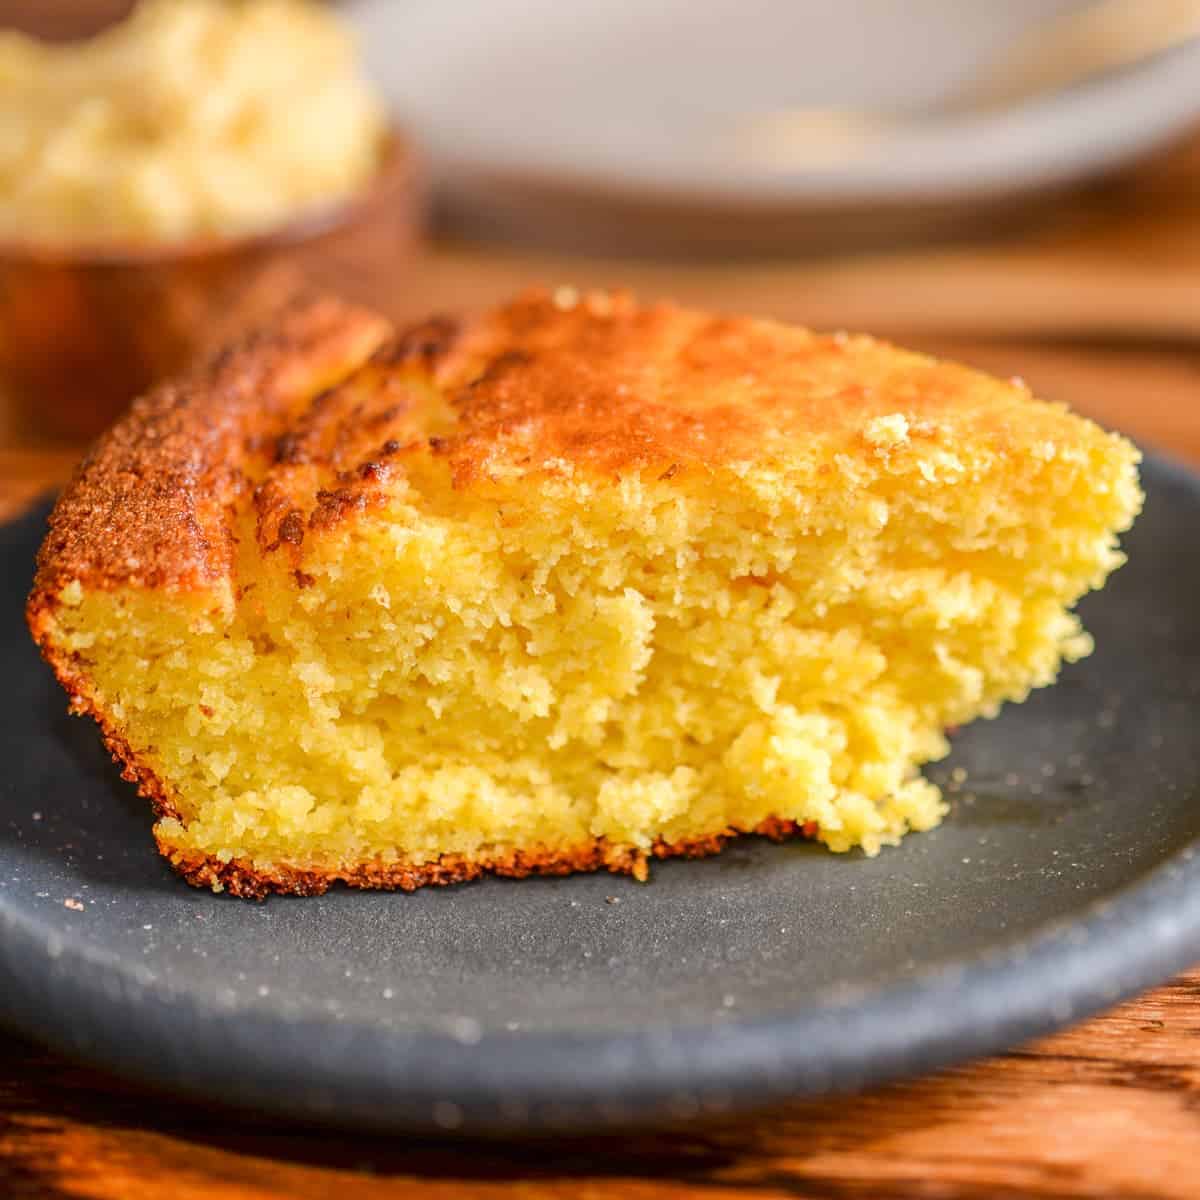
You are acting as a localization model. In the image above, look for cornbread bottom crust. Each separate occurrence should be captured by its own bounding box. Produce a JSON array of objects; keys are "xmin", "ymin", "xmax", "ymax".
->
[
  {"xmin": 63, "ymin": 647, "xmax": 821, "ymax": 899},
  {"xmin": 74, "ymin": 669, "xmax": 820, "ymax": 899},
  {"xmin": 158, "ymin": 817, "xmax": 818, "ymax": 900}
]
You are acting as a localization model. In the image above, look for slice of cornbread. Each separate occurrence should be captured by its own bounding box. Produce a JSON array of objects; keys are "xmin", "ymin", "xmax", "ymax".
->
[{"xmin": 28, "ymin": 290, "xmax": 1142, "ymax": 897}]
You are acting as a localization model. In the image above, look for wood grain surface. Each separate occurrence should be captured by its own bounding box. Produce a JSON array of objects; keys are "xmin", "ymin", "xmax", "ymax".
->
[
  {"xmin": 4, "ymin": 129, "xmax": 1200, "ymax": 1200},
  {"xmin": 4, "ymin": 967, "xmax": 1200, "ymax": 1200}
]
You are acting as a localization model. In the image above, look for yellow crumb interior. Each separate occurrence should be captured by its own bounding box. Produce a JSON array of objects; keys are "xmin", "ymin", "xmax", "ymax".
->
[{"xmin": 47, "ymin": 419, "xmax": 1141, "ymax": 879}]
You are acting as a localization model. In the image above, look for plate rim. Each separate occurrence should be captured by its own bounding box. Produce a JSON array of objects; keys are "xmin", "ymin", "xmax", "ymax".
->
[
  {"xmin": 357, "ymin": 0, "xmax": 1200, "ymax": 205},
  {"xmin": 3, "ymin": 451, "xmax": 1200, "ymax": 1136}
]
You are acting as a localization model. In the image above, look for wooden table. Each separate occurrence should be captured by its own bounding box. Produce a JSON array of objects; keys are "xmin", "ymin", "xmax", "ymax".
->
[{"xmin": 4, "ymin": 132, "xmax": 1200, "ymax": 1199}]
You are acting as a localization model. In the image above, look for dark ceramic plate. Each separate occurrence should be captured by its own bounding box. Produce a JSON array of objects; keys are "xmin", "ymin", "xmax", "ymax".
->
[{"xmin": 3, "ymin": 455, "xmax": 1200, "ymax": 1136}]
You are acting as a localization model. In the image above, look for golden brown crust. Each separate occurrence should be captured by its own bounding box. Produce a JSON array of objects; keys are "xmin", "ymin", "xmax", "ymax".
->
[
  {"xmin": 31, "ymin": 286, "xmax": 1082, "ymax": 608},
  {"xmin": 421, "ymin": 287, "xmax": 1062, "ymax": 486},
  {"xmin": 158, "ymin": 817, "xmax": 819, "ymax": 900},
  {"xmin": 234, "ymin": 287, "xmax": 1092, "ymax": 560},
  {"xmin": 29, "ymin": 293, "xmax": 391, "ymax": 603}
]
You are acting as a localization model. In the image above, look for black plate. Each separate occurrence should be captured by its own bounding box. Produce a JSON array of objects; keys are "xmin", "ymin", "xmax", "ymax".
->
[{"xmin": 3, "ymin": 455, "xmax": 1200, "ymax": 1136}]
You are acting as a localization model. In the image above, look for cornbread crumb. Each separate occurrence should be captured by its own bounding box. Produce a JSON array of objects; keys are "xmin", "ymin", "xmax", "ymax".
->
[
  {"xmin": 864, "ymin": 413, "xmax": 910, "ymax": 447},
  {"xmin": 28, "ymin": 291, "xmax": 1142, "ymax": 896}
]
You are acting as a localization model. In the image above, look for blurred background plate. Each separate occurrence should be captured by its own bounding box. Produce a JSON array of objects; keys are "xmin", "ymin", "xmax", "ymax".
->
[{"xmin": 349, "ymin": 0, "xmax": 1200, "ymax": 254}]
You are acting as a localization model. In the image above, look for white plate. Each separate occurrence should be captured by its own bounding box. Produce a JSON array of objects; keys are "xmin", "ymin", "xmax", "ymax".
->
[{"xmin": 349, "ymin": 0, "xmax": 1200, "ymax": 252}]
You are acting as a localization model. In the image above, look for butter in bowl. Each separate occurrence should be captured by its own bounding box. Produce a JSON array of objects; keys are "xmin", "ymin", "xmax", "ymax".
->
[{"xmin": 0, "ymin": 0, "xmax": 421, "ymax": 438}]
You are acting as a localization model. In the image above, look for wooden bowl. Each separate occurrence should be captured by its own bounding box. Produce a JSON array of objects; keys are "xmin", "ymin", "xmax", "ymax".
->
[{"xmin": 0, "ymin": 132, "xmax": 422, "ymax": 440}]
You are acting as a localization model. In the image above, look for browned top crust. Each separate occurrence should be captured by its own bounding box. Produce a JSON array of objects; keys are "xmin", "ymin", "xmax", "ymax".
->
[
  {"xmin": 425, "ymin": 287, "xmax": 1072, "ymax": 483},
  {"xmin": 32, "ymin": 286, "xmax": 1085, "ymax": 603},
  {"xmin": 32, "ymin": 294, "xmax": 391, "ymax": 599}
]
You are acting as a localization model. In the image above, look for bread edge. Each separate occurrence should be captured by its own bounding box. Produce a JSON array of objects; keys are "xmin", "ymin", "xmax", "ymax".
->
[{"xmin": 157, "ymin": 816, "xmax": 819, "ymax": 900}]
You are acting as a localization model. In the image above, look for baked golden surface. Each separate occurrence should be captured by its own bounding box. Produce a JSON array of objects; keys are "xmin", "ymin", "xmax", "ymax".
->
[{"xmin": 28, "ymin": 289, "xmax": 1142, "ymax": 896}]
